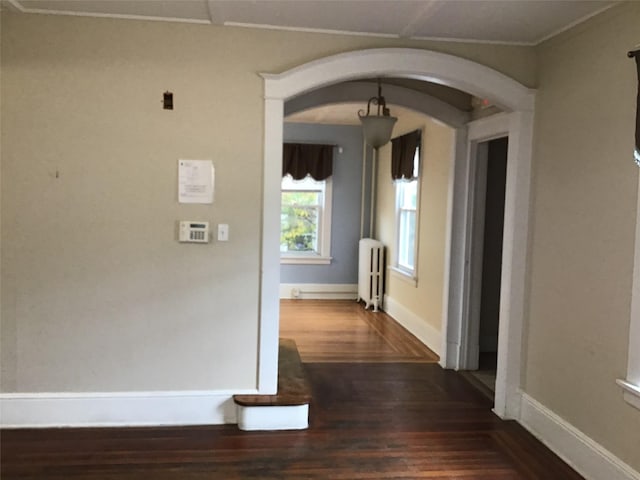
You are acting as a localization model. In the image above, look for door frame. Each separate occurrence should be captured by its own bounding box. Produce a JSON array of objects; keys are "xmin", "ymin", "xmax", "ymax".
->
[{"xmin": 258, "ymin": 49, "xmax": 535, "ymax": 420}]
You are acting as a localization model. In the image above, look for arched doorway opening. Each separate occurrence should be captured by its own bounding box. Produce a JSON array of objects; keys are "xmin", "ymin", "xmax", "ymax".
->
[{"xmin": 258, "ymin": 48, "xmax": 535, "ymax": 419}]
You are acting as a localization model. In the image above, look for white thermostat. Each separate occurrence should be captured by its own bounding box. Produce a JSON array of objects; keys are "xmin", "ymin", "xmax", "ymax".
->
[{"xmin": 179, "ymin": 221, "xmax": 210, "ymax": 243}]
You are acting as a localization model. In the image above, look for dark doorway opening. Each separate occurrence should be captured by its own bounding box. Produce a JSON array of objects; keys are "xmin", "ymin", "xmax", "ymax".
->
[{"xmin": 469, "ymin": 136, "xmax": 508, "ymax": 398}]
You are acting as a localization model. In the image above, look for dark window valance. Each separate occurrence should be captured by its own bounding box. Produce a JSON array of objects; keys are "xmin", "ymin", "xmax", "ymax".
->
[
  {"xmin": 282, "ymin": 143, "xmax": 334, "ymax": 181},
  {"xmin": 634, "ymin": 52, "xmax": 640, "ymax": 166},
  {"xmin": 391, "ymin": 130, "xmax": 421, "ymax": 180}
]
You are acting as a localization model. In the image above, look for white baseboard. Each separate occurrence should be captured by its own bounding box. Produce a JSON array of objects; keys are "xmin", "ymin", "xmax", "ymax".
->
[
  {"xmin": 519, "ymin": 393, "xmax": 640, "ymax": 480},
  {"xmin": 383, "ymin": 295, "xmax": 442, "ymax": 357},
  {"xmin": 236, "ymin": 403, "xmax": 309, "ymax": 431},
  {"xmin": 280, "ymin": 283, "xmax": 358, "ymax": 300},
  {"xmin": 0, "ymin": 390, "xmax": 255, "ymax": 428}
]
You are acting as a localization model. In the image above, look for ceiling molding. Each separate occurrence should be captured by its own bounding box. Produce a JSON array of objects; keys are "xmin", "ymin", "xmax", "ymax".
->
[
  {"xmin": 534, "ymin": 2, "xmax": 619, "ymax": 45},
  {"xmin": 7, "ymin": 0, "xmax": 212, "ymax": 25},
  {"xmin": 4, "ymin": 0, "xmax": 25, "ymax": 12},
  {"xmin": 223, "ymin": 22, "xmax": 399, "ymax": 40},
  {"xmin": 206, "ymin": 0, "xmax": 225, "ymax": 25},
  {"xmin": 410, "ymin": 34, "xmax": 535, "ymax": 47},
  {"xmin": 5, "ymin": 0, "xmax": 619, "ymax": 46}
]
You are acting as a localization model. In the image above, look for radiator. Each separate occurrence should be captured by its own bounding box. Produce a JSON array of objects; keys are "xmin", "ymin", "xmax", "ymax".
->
[{"xmin": 358, "ymin": 238, "xmax": 385, "ymax": 312}]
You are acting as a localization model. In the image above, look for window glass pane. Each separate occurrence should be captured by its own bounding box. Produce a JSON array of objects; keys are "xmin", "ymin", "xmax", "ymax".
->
[
  {"xmin": 280, "ymin": 203, "xmax": 319, "ymax": 252},
  {"xmin": 399, "ymin": 181, "xmax": 418, "ymax": 209},
  {"xmin": 281, "ymin": 175, "xmax": 325, "ymax": 254},
  {"xmin": 395, "ymin": 144, "xmax": 419, "ymax": 274},
  {"xmin": 398, "ymin": 210, "xmax": 416, "ymax": 270},
  {"xmin": 282, "ymin": 191, "xmax": 320, "ymax": 207}
]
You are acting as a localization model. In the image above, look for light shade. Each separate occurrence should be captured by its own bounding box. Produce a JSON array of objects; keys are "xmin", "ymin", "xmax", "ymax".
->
[
  {"xmin": 358, "ymin": 79, "xmax": 397, "ymax": 149},
  {"xmin": 359, "ymin": 115, "xmax": 397, "ymax": 149}
]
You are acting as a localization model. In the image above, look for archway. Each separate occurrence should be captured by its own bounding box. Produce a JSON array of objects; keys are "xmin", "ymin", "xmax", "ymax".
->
[{"xmin": 258, "ymin": 48, "xmax": 535, "ymax": 419}]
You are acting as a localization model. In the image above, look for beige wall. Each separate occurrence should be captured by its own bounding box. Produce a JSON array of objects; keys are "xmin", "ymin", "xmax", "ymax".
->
[
  {"xmin": 527, "ymin": 1, "xmax": 640, "ymax": 469},
  {"xmin": 2, "ymin": 3, "xmax": 639, "ymax": 471},
  {"xmin": 0, "ymin": 12, "xmax": 535, "ymax": 393},
  {"xmin": 376, "ymin": 116, "xmax": 453, "ymax": 338}
]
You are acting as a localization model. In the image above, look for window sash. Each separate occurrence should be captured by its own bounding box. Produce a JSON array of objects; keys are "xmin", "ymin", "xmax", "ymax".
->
[
  {"xmin": 618, "ymin": 174, "xmax": 640, "ymax": 410},
  {"xmin": 280, "ymin": 175, "xmax": 331, "ymax": 260},
  {"xmin": 281, "ymin": 201, "xmax": 322, "ymax": 253},
  {"xmin": 398, "ymin": 207, "xmax": 417, "ymax": 271},
  {"xmin": 394, "ymin": 141, "xmax": 420, "ymax": 277}
]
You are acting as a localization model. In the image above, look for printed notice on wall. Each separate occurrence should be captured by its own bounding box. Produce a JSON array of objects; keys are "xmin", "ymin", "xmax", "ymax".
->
[{"xmin": 178, "ymin": 160, "xmax": 214, "ymax": 204}]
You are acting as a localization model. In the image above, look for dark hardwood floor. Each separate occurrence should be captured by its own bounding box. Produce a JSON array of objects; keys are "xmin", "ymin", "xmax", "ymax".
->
[{"xmin": 1, "ymin": 301, "xmax": 584, "ymax": 479}]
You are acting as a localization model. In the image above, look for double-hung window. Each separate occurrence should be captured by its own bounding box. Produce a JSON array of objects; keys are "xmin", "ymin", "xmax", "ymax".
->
[
  {"xmin": 617, "ymin": 54, "xmax": 640, "ymax": 409},
  {"xmin": 617, "ymin": 175, "xmax": 640, "ymax": 410},
  {"xmin": 395, "ymin": 147, "xmax": 420, "ymax": 277},
  {"xmin": 280, "ymin": 174, "xmax": 332, "ymax": 264}
]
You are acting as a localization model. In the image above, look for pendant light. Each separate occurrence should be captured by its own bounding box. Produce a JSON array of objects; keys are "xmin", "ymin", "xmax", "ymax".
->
[{"xmin": 358, "ymin": 79, "xmax": 397, "ymax": 149}]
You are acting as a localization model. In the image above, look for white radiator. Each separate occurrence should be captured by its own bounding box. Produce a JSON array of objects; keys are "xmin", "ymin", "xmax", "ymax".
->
[{"xmin": 358, "ymin": 238, "xmax": 385, "ymax": 312}]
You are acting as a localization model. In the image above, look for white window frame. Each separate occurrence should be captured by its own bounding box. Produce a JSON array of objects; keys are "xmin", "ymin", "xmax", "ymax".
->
[
  {"xmin": 617, "ymin": 174, "xmax": 640, "ymax": 410},
  {"xmin": 280, "ymin": 175, "xmax": 332, "ymax": 265},
  {"xmin": 391, "ymin": 143, "xmax": 421, "ymax": 283}
]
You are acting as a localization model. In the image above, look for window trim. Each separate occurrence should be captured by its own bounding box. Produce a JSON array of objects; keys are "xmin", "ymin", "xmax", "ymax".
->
[
  {"xmin": 388, "ymin": 265, "xmax": 418, "ymax": 286},
  {"xmin": 280, "ymin": 175, "xmax": 332, "ymax": 265},
  {"xmin": 618, "ymin": 174, "xmax": 640, "ymax": 410},
  {"xmin": 393, "ymin": 141, "xmax": 421, "ymax": 279}
]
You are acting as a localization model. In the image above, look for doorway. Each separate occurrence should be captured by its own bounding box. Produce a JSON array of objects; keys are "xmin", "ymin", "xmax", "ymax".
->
[
  {"xmin": 467, "ymin": 137, "xmax": 508, "ymax": 397},
  {"xmin": 259, "ymin": 49, "xmax": 535, "ymax": 419}
]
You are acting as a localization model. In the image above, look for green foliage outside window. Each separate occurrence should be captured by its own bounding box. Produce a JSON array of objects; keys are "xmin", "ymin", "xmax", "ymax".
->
[{"xmin": 281, "ymin": 191, "xmax": 320, "ymax": 252}]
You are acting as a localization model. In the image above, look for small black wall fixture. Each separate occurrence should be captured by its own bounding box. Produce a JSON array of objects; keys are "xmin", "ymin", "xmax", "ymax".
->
[
  {"xmin": 630, "ymin": 48, "xmax": 639, "ymax": 166},
  {"xmin": 163, "ymin": 91, "xmax": 174, "ymax": 110}
]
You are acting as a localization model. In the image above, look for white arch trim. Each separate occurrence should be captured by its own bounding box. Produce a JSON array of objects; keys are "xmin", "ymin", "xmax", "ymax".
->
[
  {"xmin": 258, "ymin": 48, "xmax": 535, "ymax": 421},
  {"xmin": 285, "ymin": 81, "xmax": 470, "ymax": 128},
  {"xmin": 263, "ymin": 48, "xmax": 535, "ymax": 112}
]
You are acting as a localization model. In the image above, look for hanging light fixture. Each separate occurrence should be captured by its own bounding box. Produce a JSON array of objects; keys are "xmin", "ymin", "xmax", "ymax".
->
[{"xmin": 358, "ymin": 79, "xmax": 397, "ymax": 149}]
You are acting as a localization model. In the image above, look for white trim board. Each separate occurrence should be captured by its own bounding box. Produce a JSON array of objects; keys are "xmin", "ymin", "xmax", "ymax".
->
[
  {"xmin": 0, "ymin": 390, "xmax": 249, "ymax": 428},
  {"xmin": 236, "ymin": 404, "xmax": 309, "ymax": 431},
  {"xmin": 279, "ymin": 283, "xmax": 357, "ymax": 300},
  {"xmin": 383, "ymin": 295, "xmax": 442, "ymax": 358},
  {"xmin": 519, "ymin": 393, "xmax": 640, "ymax": 480}
]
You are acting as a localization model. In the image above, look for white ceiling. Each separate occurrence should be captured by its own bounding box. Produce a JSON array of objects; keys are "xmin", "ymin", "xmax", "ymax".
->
[{"xmin": 5, "ymin": 0, "xmax": 618, "ymax": 45}]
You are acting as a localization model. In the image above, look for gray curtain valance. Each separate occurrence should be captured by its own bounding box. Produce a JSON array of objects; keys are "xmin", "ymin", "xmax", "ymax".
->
[
  {"xmin": 282, "ymin": 143, "xmax": 334, "ymax": 181},
  {"xmin": 391, "ymin": 130, "xmax": 421, "ymax": 180}
]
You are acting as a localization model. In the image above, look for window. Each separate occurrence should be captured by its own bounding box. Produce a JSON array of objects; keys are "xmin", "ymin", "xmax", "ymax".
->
[
  {"xmin": 280, "ymin": 175, "xmax": 332, "ymax": 264},
  {"xmin": 617, "ymin": 176, "xmax": 640, "ymax": 410},
  {"xmin": 395, "ymin": 145, "xmax": 420, "ymax": 277}
]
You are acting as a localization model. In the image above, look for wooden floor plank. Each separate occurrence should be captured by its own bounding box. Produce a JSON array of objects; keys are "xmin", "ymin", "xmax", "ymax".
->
[{"xmin": 280, "ymin": 300, "xmax": 439, "ymax": 363}]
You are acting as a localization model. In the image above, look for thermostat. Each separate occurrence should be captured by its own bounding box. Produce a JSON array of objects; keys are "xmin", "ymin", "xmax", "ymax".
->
[{"xmin": 179, "ymin": 221, "xmax": 210, "ymax": 243}]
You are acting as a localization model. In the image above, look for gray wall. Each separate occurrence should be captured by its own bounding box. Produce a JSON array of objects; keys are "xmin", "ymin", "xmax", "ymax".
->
[{"xmin": 281, "ymin": 123, "xmax": 364, "ymax": 284}]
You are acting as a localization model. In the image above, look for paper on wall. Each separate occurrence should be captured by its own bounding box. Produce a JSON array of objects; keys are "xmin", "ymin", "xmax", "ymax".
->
[{"xmin": 178, "ymin": 159, "xmax": 214, "ymax": 204}]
